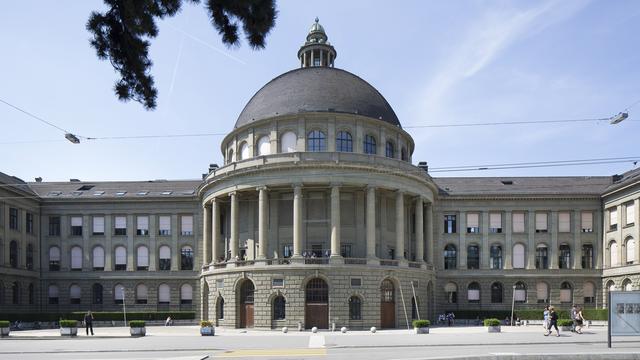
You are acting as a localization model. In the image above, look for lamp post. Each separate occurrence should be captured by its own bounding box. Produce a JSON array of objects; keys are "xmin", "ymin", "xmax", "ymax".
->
[
  {"xmin": 510, "ymin": 285, "xmax": 516, "ymax": 326},
  {"xmin": 122, "ymin": 289, "xmax": 127, "ymax": 326}
]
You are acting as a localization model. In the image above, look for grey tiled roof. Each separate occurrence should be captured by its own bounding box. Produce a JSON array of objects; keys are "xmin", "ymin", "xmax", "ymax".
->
[
  {"xmin": 604, "ymin": 166, "xmax": 640, "ymax": 194},
  {"xmin": 27, "ymin": 179, "xmax": 201, "ymax": 199},
  {"xmin": 433, "ymin": 176, "xmax": 613, "ymax": 196},
  {"xmin": 0, "ymin": 171, "xmax": 36, "ymax": 196},
  {"xmin": 235, "ymin": 67, "xmax": 401, "ymax": 128}
]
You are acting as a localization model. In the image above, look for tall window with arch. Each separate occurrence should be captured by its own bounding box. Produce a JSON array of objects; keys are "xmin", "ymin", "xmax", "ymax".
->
[
  {"xmin": 491, "ymin": 282, "xmax": 503, "ymax": 303},
  {"xmin": 363, "ymin": 134, "xmax": 376, "ymax": 154},
  {"xmin": 280, "ymin": 131, "xmax": 297, "ymax": 153},
  {"xmin": 336, "ymin": 131, "xmax": 353, "ymax": 152},
  {"xmin": 93, "ymin": 246, "xmax": 105, "ymax": 270},
  {"xmin": 558, "ymin": 244, "xmax": 571, "ymax": 269},
  {"xmin": 468, "ymin": 282, "xmax": 480, "ymax": 303},
  {"xmin": 536, "ymin": 282, "xmax": 549, "ymax": 303},
  {"xmin": 273, "ymin": 295, "xmax": 286, "ymax": 320},
  {"xmin": 71, "ymin": 246, "xmax": 83, "ymax": 270},
  {"xmin": 385, "ymin": 141, "xmax": 394, "ymax": 158},
  {"xmin": 467, "ymin": 244, "xmax": 480, "ymax": 269},
  {"xmin": 239, "ymin": 142, "xmax": 250, "ymax": 160},
  {"xmin": 514, "ymin": 282, "xmax": 527, "ymax": 303},
  {"xmin": 626, "ymin": 237, "xmax": 636, "ymax": 265},
  {"xmin": 609, "ymin": 241, "xmax": 618, "ymax": 267},
  {"xmin": 181, "ymin": 246, "xmax": 194, "ymax": 270},
  {"xmin": 159, "ymin": 246, "xmax": 171, "ymax": 270},
  {"xmin": 444, "ymin": 245, "xmax": 457, "ymax": 270},
  {"xmin": 490, "ymin": 244, "xmax": 503, "ymax": 269},
  {"xmin": 582, "ymin": 244, "xmax": 594, "ymax": 269},
  {"xmin": 513, "ymin": 243, "xmax": 525, "ymax": 269},
  {"xmin": 49, "ymin": 246, "xmax": 61, "ymax": 271},
  {"xmin": 401, "ymin": 147, "xmax": 408, "ymax": 161},
  {"xmin": 307, "ymin": 130, "xmax": 326, "ymax": 152},
  {"xmin": 257, "ymin": 136, "xmax": 271, "ymax": 156},
  {"xmin": 349, "ymin": 296, "xmax": 362, "ymax": 320},
  {"xmin": 560, "ymin": 282, "xmax": 572, "ymax": 303}
]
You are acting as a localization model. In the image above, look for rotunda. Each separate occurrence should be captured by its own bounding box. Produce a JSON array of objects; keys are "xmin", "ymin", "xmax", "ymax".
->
[{"xmin": 199, "ymin": 18, "xmax": 438, "ymax": 329}]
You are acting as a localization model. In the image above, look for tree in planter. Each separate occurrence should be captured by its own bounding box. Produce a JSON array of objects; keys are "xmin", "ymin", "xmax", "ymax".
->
[
  {"xmin": 412, "ymin": 320, "xmax": 430, "ymax": 334},
  {"xmin": 59, "ymin": 320, "xmax": 79, "ymax": 337},
  {"xmin": 557, "ymin": 319, "xmax": 573, "ymax": 331},
  {"xmin": 484, "ymin": 318, "xmax": 501, "ymax": 333},
  {"xmin": 129, "ymin": 320, "xmax": 146, "ymax": 337},
  {"xmin": 0, "ymin": 321, "xmax": 10, "ymax": 337},
  {"xmin": 200, "ymin": 320, "xmax": 214, "ymax": 336}
]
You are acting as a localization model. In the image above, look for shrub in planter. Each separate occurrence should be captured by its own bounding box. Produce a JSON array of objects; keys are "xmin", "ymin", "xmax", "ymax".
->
[
  {"xmin": 129, "ymin": 320, "xmax": 146, "ymax": 337},
  {"xmin": 0, "ymin": 320, "xmax": 10, "ymax": 337},
  {"xmin": 59, "ymin": 320, "xmax": 78, "ymax": 337},
  {"xmin": 200, "ymin": 320, "xmax": 214, "ymax": 336},
  {"xmin": 484, "ymin": 318, "xmax": 501, "ymax": 333},
  {"xmin": 557, "ymin": 319, "xmax": 573, "ymax": 331},
  {"xmin": 412, "ymin": 320, "xmax": 431, "ymax": 334}
]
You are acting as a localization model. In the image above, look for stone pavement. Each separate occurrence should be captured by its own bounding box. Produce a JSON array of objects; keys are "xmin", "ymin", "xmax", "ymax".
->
[{"xmin": 2, "ymin": 325, "xmax": 640, "ymax": 360}]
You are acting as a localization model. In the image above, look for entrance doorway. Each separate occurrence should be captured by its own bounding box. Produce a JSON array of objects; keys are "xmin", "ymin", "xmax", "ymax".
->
[
  {"xmin": 239, "ymin": 281, "xmax": 254, "ymax": 328},
  {"xmin": 305, "ymin": 278, "xmax": 328, "ymax": 329},
  {"xmin": 380, "ymin": 279, "xmax": 396, "ymax": 328}
]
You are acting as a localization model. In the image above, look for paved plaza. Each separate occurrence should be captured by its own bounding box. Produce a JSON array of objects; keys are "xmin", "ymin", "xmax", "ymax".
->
[{"xmin": 2, "ymin": 325, "xmax": 640, "ymax": 360}]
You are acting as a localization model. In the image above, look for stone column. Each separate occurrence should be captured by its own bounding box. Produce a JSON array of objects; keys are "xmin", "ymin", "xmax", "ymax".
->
[
  {"xmin": 426, "ymin": 202, "xmax": 434, "ymax": 265},
  {"xmin": 230, "ymin": 192, "xmax": 239, "ymax": 260},
  {"xmin": 293, "ymin": 185, "xmax": 303, "ymax": 258},
  {"xmin": 415, "ymin": 197, "xmax": 424, "ymax": 262},
  {"xmin": 366, "ymin": 186, "xmax": 377, "ymax": 259},
  {"xmin": 330, "ymin": 185, "xmax": 342, "ymax": 259},
  {"xmin": 395, "ymin": 191, "xmax": 405, "ymax": 260},
  {"xmin": 258, "ymin": 187, "xmax": 268, "ymax": 260},
  {"xmin": 211, "ymin": 199, "xmax": 220, "ymax": 262},
  {"xmin": 203, "ymin": 204, "xmax": 211, "ymax": 265},
  {"xmin": 573, "ymin": 210, "xmax": 582, "ymax": 269}
]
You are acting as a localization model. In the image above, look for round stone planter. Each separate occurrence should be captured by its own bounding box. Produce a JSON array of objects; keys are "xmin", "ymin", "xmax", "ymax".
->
[
  {"xmin": 130, "ymin": 327, "xmax": 146, "ymax": 337},
  {"xmin": 414, "ymin": 327, "xmax": 430, "ymax": 334},
  {"xmin": 487, "ymin": 326, "xmax": 501, "ymax": 333},
  {"xmin": 60, "ymin": 327, "xmax": 78, "ymax": 337},
  {"xmin": 200, "ymin": 326, "xmax": 215, "ymax": 336},
  {"xmin": 1, "ymin": 327, "xmax": 10, "ymax": 337}
]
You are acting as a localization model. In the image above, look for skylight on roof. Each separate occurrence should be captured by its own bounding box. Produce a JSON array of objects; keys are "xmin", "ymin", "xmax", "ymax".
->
[
  {"xmin": 137, "ymin": 191, "xmax": 149, "ymax": 196},
  {"xmin": 501, "ymin": 180, "xmax": 514, "ymax": 185},
  {"xmin": 47, "ymin": 191, "xmax": 62, "ymax": 196},
  {"xmin": 161, "ymin": 190, "xmax": 173, "ymax": 195},
  {"xmin": 77, "ymin": 185, "xmax": 94, "ymax": 191},
  {"xmin": 93, "ymin": 191, "xmax": 105, "ymax": 196},
  {"xmin": 115, "ymin": 191, "xmax": 127, "ymax": 196},
  {"xmin": 71, "ymin": 191, "xmax": 83, "ymax": 196},
  {"xmin": 181, "ymin": 190, "xmax": 195, "ymax": 195}
]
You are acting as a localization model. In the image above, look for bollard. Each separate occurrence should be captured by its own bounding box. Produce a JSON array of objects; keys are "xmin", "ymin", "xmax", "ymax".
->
[
  {"xmin": 312, "ymin": 327, "xmax": 318, "ymax": 333},
  {"xmin": 331, "ymin": 322, "xmax": 336, "ymax": 332},
  {"xmin": 298, "ymin": 322, "xmax": 302, "ymax": 332},
  {"xmin": 370, "ymin": 326, "xmax": 377, "ymax": 333},
  {"xmin": 282, "ymin": 327, "xmax": 288, "ymax": 333},
  {"xmin": 341, "ymin": 327, "xmax": 347, "ymax": 333}
]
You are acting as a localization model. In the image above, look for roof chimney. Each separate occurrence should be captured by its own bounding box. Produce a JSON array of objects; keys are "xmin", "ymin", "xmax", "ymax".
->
[
  {"xmin": 69, "ymin": 179, "xmax": 80, "ymax": 182},
  {"xmin": 35, "ymin": 177, "xmax": 42, "ymax": 183},
  {"xmin": 417, "ymin": 161, "xmax": 428, "ymax": 173}
]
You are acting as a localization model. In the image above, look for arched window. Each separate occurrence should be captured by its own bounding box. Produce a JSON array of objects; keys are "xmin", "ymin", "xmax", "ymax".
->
[
  {"xmin": 10, "ymin": 241, "xmax": 18, "ymax": 268},
  {"xmin": 401, "ymin": 147, "xmax": 408, "ymax": 161},
  {"xmin": 28, "ymin": 283, "xmax": 34, "ymax": 305},
  {"xmin": 159, "ymin": 245, "xmax": 171, "ymax": 270},
  {"xmin": 444, "ymin": 245, "xmax": 457, "ymax": 270},
  {"xmin": 468, "ymin": 282, "xmax": 480, "ymax": 303},
  {"xmin": 491, "ymin": 282, "xmax": 503, "ymax": 303},
  {"xmin": 137, "ymin": 246, "xmax": 149, "ymax": 270},
  {"xmin": 626, "ymin": 238, "xmax": 636, "ymax": 265},
  {"xmin": 307, "ymin": 130, "xmax": 326, "ymax": 152},
  {"xmin": 71, "ymin": 246, "xmax": 82, "ymax": 270},
  {"xmin": 239, "ymin": 142, "xmax": 249, "ymax": 160},
  {"xmin": 114, "ymin": 246, "xmax": 127, "ymax": 271},
  {"xmin": 12, "ymin": 282, "xmax": 19, "ymax": 304},
  {"xmin": 513, "ymin": 244, "xmax": 525, "ymax": 269},
  {"xmin": 514, "ymin": 282, "xmax": 527, "ymax": 303},
  {"xmin": 363, "ymin": 134, "xmax": 376, "ymax": 154},
  {"xmin": 158, "ymin": 284, "xmax": 170, "ymax": 304},
  {"xmin": 280, "ymin": 131, "xmax": 297, "ymax": 153},
  {"xmin": 257, "ymin": 136, "xmax": 271, "ymax": 156},
  {"xmin": 445, "ymin": 282, "xmax": 457, "ymax": 303},
  {"xmin": 381, "ymin": 279, "xmax": 394, "ymax": 303},
  {"xmin": 273, "ymin": 295, "xmax": 286, "ymax": 320},
  {"xmin": 582, "ymin": 244, "xmax": 594, "ymax": 269},
  {"xmin": 607, "ymin": 280, "xmax": 616, "ymax": 292},
  {"xmin": 49, "ymin": 246, "xmax": 61, "ymax": 271},
  {"xmin": 385, "ymin": 141, "xmax": 394, "ymax": 158},
  {"xmin": 93, "ymin": 246, "xmax": 105, "ymax": 270},
  {"xmin": 623, "ymin": 278, "xmax": 633, "ymax": 291},
  {"xmin": 181, "ymin": 246, "xmax": 194, "ymax": 270},
  {"xmin": 92, "ymin": 283, "xmax": 103, "ymax": 304},
  {"xmin": 217, "ymin": 297, "xmax": 225, "ymax": 319},
  {"xmin": 136, "ymin": 284, "xmax": 148, "ymax": 304},
  {"xmin": 583, "ymin": 282, "xmax": 595, "ymax": 303},
  {"xmin": 227, "ymin": 149, "xmax": 234, "ymax": 164},
  {"xmin": 114, "ymin": 284, "xmax": 125, "ymax": 304},
  {"xmin": 48, "ymin": 285, "xmax": 59, "ymax": 304},
  {"xmin": 490, "ymin": 244, "xmax": 503, "ymax": 269},
  {"xmin": 560, "ymin": 282, "xmax": 572, "ymax": 303},
  {"xmin": 610, "ymin": 241, "xmax": 618, "ymax": 267},
  {"xmin": 536, "ymin": 282, "xmax": 549, "ymax": 303},
  {"xmin": 180, "ymin": 284, "xmax": 193, "ymax": 304},
  {"xmin": 336, "ymin": 131, "xmax": 353, "ymax": 152},
  {"xmin": 349, "ymin": 296, "xmax": 362, "ymax": 320},
  {"xmin": 26, "ymin": 244, "xmax": 33, "ymax": 270},
  {"xmin": 559, "ymin": 244, "xmax": 571, "ymax": 269},
  {"xmin": 535, "ymin": 244, "xmax": 548, "ymax": 269},
  {"xmin": 69, "ymin": 284, "xmax": 81, "ymax": 304},
  {"xmin": 467, "ymin": 244, "xmax": 480, "ymax": 269}
]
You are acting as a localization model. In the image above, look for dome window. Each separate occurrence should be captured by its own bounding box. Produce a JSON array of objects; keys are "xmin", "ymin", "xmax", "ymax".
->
[
  {"xmin": 363, "ymin": 135, "xmax": 376, "ymax": 155},
  {"xmin": 239, "ymin": 142, "xmax": 250, "ymax": 160},
  {"xmin": 336, "ymin": 131, "xmax": 353, "ymax": 152},
  {"xmin": 307, "ymin": 130, "xmax": 326, "ymax": 152},
  {"xmin": 401, "ymin": 147, "xmax": 408, "ymax": 161},
  {"xmin": 385, "ymin": 141, "xmax": 395, "ymax": 158},
  {"xmin": 280, "ymin": 131, "xmax": 297, "ymax": 153},
  {"xmin": 257, "ymin": 136, "xmax": 271, "ymax": 156}
]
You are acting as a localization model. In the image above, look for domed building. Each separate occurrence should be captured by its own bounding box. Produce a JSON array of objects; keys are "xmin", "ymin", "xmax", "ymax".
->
[{"xmin": 199, "ymin": 18, "xmax": 439, "ymax": 329}]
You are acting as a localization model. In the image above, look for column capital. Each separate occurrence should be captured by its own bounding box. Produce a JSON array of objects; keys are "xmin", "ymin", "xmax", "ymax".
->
[
  {"xmin": 366, "ymin": 185, "xmax": 376, "ymax": 191},
  {"xmin": 330, "ymin": 182, "xmax": 342, "ymax": 188},
  {"xmin": 256, "ymin": 186, "xmax": 268, "ymax": 192},
  {"xmin": 228, "ymin": 191, "xmax": 237, "ymax": 197}
]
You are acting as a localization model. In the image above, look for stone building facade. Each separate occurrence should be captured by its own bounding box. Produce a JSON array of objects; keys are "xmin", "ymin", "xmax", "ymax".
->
[{"xmin": 1, "ymin": 19, "xmax": 638, "ymax": 328}]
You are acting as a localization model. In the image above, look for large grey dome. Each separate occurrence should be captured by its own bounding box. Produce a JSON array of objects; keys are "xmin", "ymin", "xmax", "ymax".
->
[{"xmin": 235, "ymin": 67, "xmax": 401, "ymax": 128}]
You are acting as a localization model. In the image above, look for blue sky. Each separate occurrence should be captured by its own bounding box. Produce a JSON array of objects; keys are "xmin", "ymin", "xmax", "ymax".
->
[{"xmin": 1, "ymin": 0, "xmax": 639, "ymax": 182}]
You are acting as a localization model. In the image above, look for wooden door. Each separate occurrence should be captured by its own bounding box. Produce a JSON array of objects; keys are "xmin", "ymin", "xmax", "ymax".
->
[
  {"xmin": 305, "ymin": 303, "xmax": 328, "ymax": 329},
  {"xmin": 239, "ymin": 281, "xmax": 255, "ymax": 328},
  {"xmin": 380, "ymin": 279, "xmax": 396, "ymax": 328},
  {"xmin": 240, "ymin": 304, "xmax": 254, "ymax": 328}
]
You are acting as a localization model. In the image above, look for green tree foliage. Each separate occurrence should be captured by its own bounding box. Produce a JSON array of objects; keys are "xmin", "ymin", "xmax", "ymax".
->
[{"xmin": 87, "ymin": 0, "xmax": 277, "ymax": 109}]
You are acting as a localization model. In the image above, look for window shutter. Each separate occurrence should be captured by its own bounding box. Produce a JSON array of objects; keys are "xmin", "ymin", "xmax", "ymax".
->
[
  {"xmin": 115, "ymin": 246, "xmax": 127, "ymax": 265},
  {"xmin": 581, "ymin": 212, "xmax": 593, "ymax": 231},
  {"xmin": 558, "ymin": 212, "xmax": 570, "ymax": 232},
  {"xmin": 137, "ymin": 246, "xmax": 149, "ymax": 267},
  {"xmin": 467, "ymin": 213, "xmax": 479, "ymax": 228},
  {"xmin": 610, "ymin": 242, "xmax": 619, "ymax": 266},
  {"xmin": 137, "ymin": 216, "xmax": 149, "ymax": 230},
  {"xmin": 137, "ymin": 285, "xmax": 148, "ymax": 300},
  {"xmin": 159, "ymin": 216, "xmax": 171, "ymax": 231},
  {"xmin": 490, "ymin": 213, "xmax": 501, "ymax": 229},
  {"xmin": 71, "ymin": 246, "xmax": 82, "ymax": 269},
  {"xmin": 115, "ymin": 216, "xmax": 126, "ymax": 229},
  {"xmin": 560, "ymin": 288, "xmax": 572, "ymax": 303},
  {"xmin": 468, "ymin": 289, "xmax": 480, "ymax": 301},
  {"xmin": 181, "ymin": 216, "xmax": 193, "ymax": 233},
  {"xmin": 48, "ymin": 285, "xmax": 59, "ymax": 298},
  {"xmin": 627, "ymin": 239, "xmax": 636, "ymax": 263},
  {"xmin": 627, "ymin": 203, "xmax": 635, "ymax": 225},
  {"xmin": 180, "ymin": 284, "xmax": 193, "ymax": 300},
  {"xmin": 610, "ymin": 208, "xmax": 618, "ymax": 225},
  {"xmin": 71, "ymin": 217, "xmax": 82, "ymax": 226},
  {"xmin": 114, "ymin": 285, "xmax": 125, "ymax": 300},
  {"xmin": 512, "ymin": 244, "xmax": 525, "ymax": 269},
  {"xmin": 514, "ymin": 289, "xmax": 526, "ymax": 302},
  {"xmin": 536, "ymin": 283, "xmax": 548, "ymax": 301},
  {"xmin": 70, "ymin": 285, "xmax": 81, "ymax": 299},
  {"xmin": 257, "ymin": 136, "xmax": 271, "ymax": 156},
  {"xmin": 159, "ymin": 246, "xmax": 171, "ymax": 259},
  {"xmin": 49, "ymin": 247, "xmax": 61, "ymax": 261},
  {"xmin": 93, "ymin": 246, "xmax": 105, "ymax": 268},
  {"xmin": 535, "ymin": 213, "xmax": 547, "ymax": 231},
  {"xmin": 583, "ymin": 283, "xmax": 594, "ymax": 298},
  {"xmin": 281, "ymin": 131, "xmax": 297, "ymax": 153},
  {"xmin": 512, "ymin": 213, "xmax": 525, "ymax": 232},
  {"xmin": 93, "ymin": 217, "xmax": 104, "ymax": 233},
  {"xmin": 158, "ymin": 284, "xmax": 170, "ymax": 303}
]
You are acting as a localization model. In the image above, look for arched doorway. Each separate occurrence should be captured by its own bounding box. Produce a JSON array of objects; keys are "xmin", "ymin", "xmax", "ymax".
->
[
  {"xmin": 305, "ymin": 278, "xmax": 328, "ymax": 329},
  {"xmin": 380, "ymin": 279, "xmax": 396, "ymax": 328},
  {"xmin": 239, "ymin": 280, "xmax": 254, "ymax": 328}
]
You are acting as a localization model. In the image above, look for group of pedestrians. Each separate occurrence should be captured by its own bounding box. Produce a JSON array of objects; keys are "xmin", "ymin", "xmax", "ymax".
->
[{"xmin": 543, "ymin": 304, "xmax": 586, "ymax": 337}]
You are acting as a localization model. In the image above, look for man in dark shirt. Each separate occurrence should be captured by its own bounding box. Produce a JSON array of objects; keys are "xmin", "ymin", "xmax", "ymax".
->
[{"xmin": 84, "ymin": 311, "xmax": 94, "ymax": 336}]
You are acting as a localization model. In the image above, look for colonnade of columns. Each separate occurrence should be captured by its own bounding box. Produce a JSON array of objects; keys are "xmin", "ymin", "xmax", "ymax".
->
[{"xmin": 202, "ymin": 185, "xmax": 434, "ymax": 266}]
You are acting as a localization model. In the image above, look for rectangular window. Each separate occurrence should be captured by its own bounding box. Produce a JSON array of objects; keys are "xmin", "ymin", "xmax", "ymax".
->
[
  {"xmin": 466, "ymin": 213, "xmax": 479, "ymax": 233},
  {"xmin": 181, "ymin": 215, "xmax": 193, "ymax": 235},
  {"xmin": 71, "ymin": 216, "xmax": 83, "ymax": 236},
  {"xmin": 489, "ymin": 213, "xmax": 502, "ymax": 233},
  {"xmin": 159, "ymin": 215, "xmax": 171, "ymax": 236},
  {"xmin": 444, "ymin": 215, "xmax": 456, "ymax": 234},
  {"xmin": 512, "ymin": 213, "xmax": 525, "ymax": 233},
  {"xmin": 9, "ymin": 208, "xmax": 18, "ymax": 230},
  {"xmin": 609, "ymin": 208, "xmax": 617, "ymax": 231},
  {"xmin": 283, "ymin": 244, "xmax": 293, "ymax": 258},
  {"xmin": 581, "ymin": 212, "xmax": 593, "ymax": 233},
  {"xmin": 93, "ymin": 216, "xmax": 104, "ymax": 235},
  {"xmin": 340, "ymin": 244, "xmax": 352, "ymax": 258},
  {"xmin": 137, "ymin": 216, "xmax": 149, "ymax": 235},
  {"xmin": 49, "ymin": 216, "xmax": 61, "ymax": 236},
  {"xmin": 535, "ymin": 213, "xmax": 548, "ymax": 233},
  {"xmin": 272, "ymin": 278, "xmax": 284, "ymax": 288},
  {"xmin": 350, "ymin": 278, "xmax": 362, "ymax": 287},
  {"xmin": 114, "ymin": 216, "xmax": 127, "ymax": 236},
  {"xmin": 558, "ymin": 212, "xmax": 570, "ymax": 233},
  {"xmin": 26, "ymin": 212, "xmax": 34, "ymax": 234},
  {"xmin": 626, "ymin": 203, "xmax": 635, "ymax": 226}
]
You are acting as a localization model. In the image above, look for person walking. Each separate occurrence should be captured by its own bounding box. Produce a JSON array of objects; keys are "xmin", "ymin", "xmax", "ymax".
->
[
  {"xmin": 543, "ymin": 305, "xmax": 550, "ymax": 330},
  {"xmin": 545, "ymin": 306, "xmax": 560, "ymax": 337},
  {"xmin": 84, "ymin": 311, "xmax": 94, "ymax": 336},
  {"xmin": 570, "ymin": 304, "xmax": 578, "ymax": 332},
  {"xmin": 575, "ymin": 306, "xmax": 586, "ymax": 334}
]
